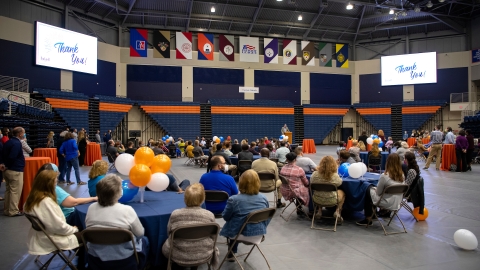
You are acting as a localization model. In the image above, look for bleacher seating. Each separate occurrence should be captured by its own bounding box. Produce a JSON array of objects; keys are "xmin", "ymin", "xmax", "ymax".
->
[
  {"xmin": 0, "ymin": 99, "xmax": 9, "ymax": 113},
  {"xmin": 461, "ymin": 112, "xmax": 480, "ymax": 137},
  {"xmin": 95, "ymin": 95, "xmax": 133, "ymax": 134},
  {"xmin": 303, "ymin": 104, "xmax": 350, "ymax": 143},
  {"xmin": 209, "ymin": 99, "xmax": 294, "ymax": 142},
  {"xmin": 354, "ymin": 102, "xmax": 392, "ymax": 137},
  {"xmin": 402, "ymin": 100, "xmax": 446, "ymax": 134}
]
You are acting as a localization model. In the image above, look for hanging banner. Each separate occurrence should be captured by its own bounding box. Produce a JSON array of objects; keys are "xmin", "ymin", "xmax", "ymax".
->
[
  {"xmin": 153, "ymin": 30, "xmax": 170, "ymax": 58},
  {"xmin": 318, "ymin": 42, "xmax": 332, "ymax": 67},
  {"xmin": 130, "ymin": 28, "xmax": 147, "ymax": 57},
  {"xmin": 263, "ymin": 38, "xmax": 278, "ymax": 64},
  {"xmin": 283, "ymin": 39, "xmax": 297, "ymax": 65},
  {"xmin": 239, "ymin": 36, "xmax": 259, "ymax": 62},
  {"xmin": 198, "ymin": 33, "xmax": 214, "ymax": 61},
  {"xmin": 176, "ymin": 32, "xmax": 192, "ymax": 60},
  {"xmin": 301, "ymin": 41, "xmax": 315, "ymax": 66},
  {"xmin": 336, "ymin": 43, "xmax": 349, "ymax": 68},
  {"xmin": 219, "ymin": 35, "xmax": 235, "ymax": 61}
]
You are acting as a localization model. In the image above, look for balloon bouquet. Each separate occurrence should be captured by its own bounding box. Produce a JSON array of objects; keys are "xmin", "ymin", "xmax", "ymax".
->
[
  {"xmin": 367, "ymin": 135, "xmax": 384, "ymax": 150},
  {"xmin": 279, "ymin": 135, "xmax": 288, "ymax": 141},
  {"xmin": 114, "ymin": 147, "xmax": 172, "ymax": 203},
  {"xmin": 212, "ymin": 136, "xmax": 224, "ymax": 144}
]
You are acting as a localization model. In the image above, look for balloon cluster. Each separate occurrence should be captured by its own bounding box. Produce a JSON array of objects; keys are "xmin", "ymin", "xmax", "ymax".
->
[
  {"xmin": 366, "ymin": 135, "xmax": 384, "ymax": 148},
  {"xmin": 279, "ymin": 135, "xmax": 289, "ymax": 141},
  {"xmin": 212, "ymin": 136, "xmax": 224, "ymax": 144},
  {"xmin": 114, "ymin": 147, "xmax": 172, "ymax": 202},
  {"xmin": 347, "ymin": 163, "xmax": 367, "ymax": 178},
  {"xmin": 338, "ymin": 163, "xmax": 350, "ymax": 178},
  {"xmin": 161, "ymin": 135, "xmax": 174, "ymax": 142}
]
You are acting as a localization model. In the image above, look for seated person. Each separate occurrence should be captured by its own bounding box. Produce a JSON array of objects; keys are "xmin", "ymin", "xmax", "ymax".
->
[
  {"xmin": 162, "ymin": 183, "xmax": 219, "ymax": 268},
  {"xmin": 166, "ymin": 174, "xmax": 190, "ymax": 192},
  {"xmin": 151, "ymin": 142, "xmax": 164, "ymax": 156},
  {"xmin": 310, "ymin": 156, "xmax": 345, "ymax": 223},
  {"xmin": 85, "ymin": 174, "xmax": 149, "ymax": 270},
  {"xmin": 125, "ymin": 141, "xmax": 137, "ymax": 155},
  {"xmin": 251, "ymin": 148, "xmax": 285, "ymax": 208},
  {"xmin": 257, "ymin": 138, "xmax": 266, "ymax": 151},
  {"xmin": 338, "ymin": 150, "xmax": 356, "ymax": 165},
  {"xmin": 275, "ymin": 141, "xmax": 290, "ymax": 164},
  {"xmin": 88, "ymin": 160, "xmax": 109, "ymax": 197},
  {"xmin": 178, "ymin": 139, "xmax": 185, "ymax": 155},
  {"xmin": 220, "ymin": 170, "xmax": 270, "ymax": 260},
  {"xmin": 336, "ymin": 141, "xmax": 346, "ymax": 159},
  {"xmin": 168, "ymin": 142, "xmax": 177, "ymax": 158},
  {"xmin": 280, "ymin": 153, "xmax": 309, "ymax": 216},
  {"xmin": 115, "ymin": 141, "xmax": 125, "ymax": 154},
  {"xmin": 223, "ymin": 142, "xmax": 233, "ymax": 156},
  {"xmin": 248, "ymin": 142, "xmax": 259, "ymax": 155},
  {"xmin": 237, "ymin": 143, "xmax": 254, "ymax": 175},
  {"xmin": 358, "ymin": 140, "xmax": 366, "ymax": 151},
  {"xmin": 211, "ymin": 143, "xmax": 238, "ymax": 176},
  {"xmin": 231, "ymin": 139, "xmax": 242, "ymax": 155},
  {"xmin": 396, "ymin": 141, "xmax": 410, "ymax": 163},
  {"xmin": 159, "ymin": 141, "xmax": 169, "ymax": 153},
  {"xmin": 416, "ymin": 139, "xmax": 429, "ymax": 158},
  {"xmin": 199, "ymin": 156, "xmax": 239, "ymax": 215},
  {"xmin": 185, "ymin": 141, "xmax": 194, "ymax": 158},
  {"xmin": 357, "ymin": 153, "xmax": 405, "ymax": 226},
  {"xmin": 24, "ymin": 170, "xmax": 83, "ymax": 268},
  {"xmin": 348, "ymin": 140, "xmax": 361, "ymax": 162},
  {"xmin": 266, "ymin": 143, "xmax": 276, "ymax": 159},
  {"xmin": 294, "ymin": 147, "xmax": 317, "ymax": 173},
  {"xmin": 367, "ymin": 142, "xmax": 382, "ymax": 171},
  {"xmin": 106, "ymin": 140, "xmax": 119, "ymax": 160},
  {"xmin": 404, "ymin": 152, "xmax": 420, "ymax": 186},
  {"xmin": 193, "ymin": 140, "xmax": 208, "ymax": 162}
]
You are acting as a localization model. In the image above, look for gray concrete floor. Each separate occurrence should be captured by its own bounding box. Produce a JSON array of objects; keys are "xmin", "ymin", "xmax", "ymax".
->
[{"xmin": 1, "ymin": 145, "xmax": 480, "ymax": 270}]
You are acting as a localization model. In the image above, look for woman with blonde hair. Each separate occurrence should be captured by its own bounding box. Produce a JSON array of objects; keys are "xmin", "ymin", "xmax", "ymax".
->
[
  {"xmin": 46, "ymin": 131, "xmax": 55, "ymax": 148},
  {"xmin": 358, "ymin": 140, "xmax": 366, "ymax": 151},
  {"xmin": 88, "ymin": 160, "xmax": 109, "ymax": 197},
  {"xmin": 367, "ymin": 141, "xmax": 381, "ymax": 172},
  {"xmin": 357, "ymin": 153, "xmax": 405, "ymax": 226},
  {"xmin": 310, "ymin": 156, "xmax": 345, "ymax": 223},
  {"xmin": 77, "ymin": 131, "xmax": 88, "ymax": 166},
  {"xmin": 162, "ymin": 183, "xmax": 218, "ymax": 268}
]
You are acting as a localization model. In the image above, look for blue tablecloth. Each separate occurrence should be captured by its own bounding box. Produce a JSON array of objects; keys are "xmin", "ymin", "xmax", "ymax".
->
[
  {"xmin": 229, "ymin": 155, "xmax": 261, "ymax": 165},
  {"xmin": 203, "ymin": 149, "xmax": 209, "ymax": 155},
  {"xmin": 74, "ymin": 191, "xmax": 186, "ymax": 267},
  {"xmin": 306, "ymin": 173, "xmax": 380, "ymax": 212},
  {"xmin": 359, "ymin": 151, "xmax": 389, "ymax": 170}
]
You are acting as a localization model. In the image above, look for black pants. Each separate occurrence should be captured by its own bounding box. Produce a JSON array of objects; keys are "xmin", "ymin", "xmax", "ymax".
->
[
  {"xmin": 79, "ymin": 147, "xmax": 86, "ymax": 166},
  {"xmin": 455, "ymin": 149, "xmax": 467, "ymax": 172},
  {"xmin": 363, "ymin": 186, "xmax": 375, "ymax": 218},
  {"xmin": 466, "ymin": 149, "xmax": 474, "ymax": 165}
]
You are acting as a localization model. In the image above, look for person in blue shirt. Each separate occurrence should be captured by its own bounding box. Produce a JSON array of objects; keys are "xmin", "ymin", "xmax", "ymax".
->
[
  {"xmin": 443, "ymin": 127, "xmax": 456, "ymax": 144},
  {"xmin": 59, "ymin": 132, "xmax": 85, "ymax": 185},
  {"xmin": 199, "ymin": 155, "xmax": 238, "ymax": 215},
  {"xmin": 88, "ymin": 160, "xmax": 109, "ymax": 197}
]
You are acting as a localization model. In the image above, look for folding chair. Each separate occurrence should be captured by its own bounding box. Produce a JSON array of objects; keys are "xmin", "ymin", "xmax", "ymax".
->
[
  {"xmin": 25, "ymin": 213, "xmax": 81, "ymax": 270},
  {"xmin": 257, "ymin": 172, "xmax": 277, "ymax": 208},
  {"xmin": 218, "ymin": 208, "xmax": 276, "ymax": 270},
  {"xmin": 238, "ymin": 160, "xmax": 252, "ymax": 176},
  {"xmin": 309, "ymin": 183, "xmax": 340, "ymax": 232},
  {"xmin": 368, "ymin": 155, "xmax": 382, "ymax": 173},
  {"xmin": 81, "ymin": 228, "xmax": 139, "ymax": 269},
  {"xmin": 184, "ymin": 155, "xmax": 195, "ymax": 166},
  {"xmin": 401, "ymin": 176, "xmax": 422, "ymax": 222},
  {"xmin": 278, "ymin": 175, "xmax": 310, "ymax": 222},
  {"xmin": 193, "ymin": 150, "xmax": 207, "ymax": 168},
  {"xmin": 106, "ymin": 152, "xmax": 116, "ymax": 171},
  {"xmin": 366, "ymin": 184, "xmax": 409, "ymax": 235},
  {"xmin": 414, "ymin": 149, "xmax": 426, "ymax": 162},
  {"xmin": 166, "ymin": 223, "xmax": 220, "ymax": 270},
  {"xmin": 269, "ymin": 158, "xmax": 279, "ymax": 164},
  {"xmin": 204, "ymin": 190, "xmax": 229, "ymax": 219}
]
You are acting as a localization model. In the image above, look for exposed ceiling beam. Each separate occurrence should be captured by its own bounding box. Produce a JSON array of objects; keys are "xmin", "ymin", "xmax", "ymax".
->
[
  {"xmin": 430, "ymin": 14, "xmax": 464, "ymax": 33},
  {"xmin": 359, "ymin": 20, "xmax": 440, "ymax": 33},
  {"xmin": 122, "ymin": 0, "xmax": 137, "ymax": 26},
  {"xmin": 354, "ymin": 5, "xmax": 366, "ymax": 43},
  {"xmin": 85, "ymin": 2, "xmax": 97, "ymax": 14},
  {"xmin": 103, "ymin": 7, "xmax": 114, "ymax": 19},
  {"xmin": 247, "ymin": 0, "xmax": 264, "ymax": 36},
  {"xmin": 303, "ymin": 6, "xmax": 324, "ymax": 39},
  {"xmin": 71, "ymin": 10, "xmax": 106, "ymax": 42},
  {"xmin": 185, "ymin": 0, "xmax": 194, "ymax": 31},
  {"xmin": 368, "ymin": 39, "xmax": 403, "ymax": 59},
  {"xmin": 93, "ymin": 0, "xmax": 127, "ymax": 13}
]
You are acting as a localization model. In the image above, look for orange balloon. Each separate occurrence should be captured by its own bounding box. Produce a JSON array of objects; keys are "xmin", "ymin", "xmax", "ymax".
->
[
  {"xmin": 150, "ymin": 154, "xmax": 172, "ymax": 174},
  {"xmin": 413, "ymin": 207, "xmax": 429, "ymax": 221},
  {"xmin": 129, "ymin": 164, "xmax": 152, "ymax": 187},
  {"xmin": 373, "ymin": 139, "xmax": 380, "ymax": 144},
  {"xmin": 215, "ymin": 138, "xmax": 220, "ymax": 143},
  {"xmin": 134, "ymin": 147, "xmax": 154, "ymax": 167}
]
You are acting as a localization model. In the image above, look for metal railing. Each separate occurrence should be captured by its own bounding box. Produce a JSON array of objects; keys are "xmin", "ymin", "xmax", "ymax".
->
[
  {"xmin": 0, "ymin": 75, "xmax": 29, "ymax": 92},
  {"xmin": 0, "ymin": 89, "xmax": 52, "ymax": 112},
  {"xmin": 30, "ymin": 98, "xmax": 52, "ymax": 112}
]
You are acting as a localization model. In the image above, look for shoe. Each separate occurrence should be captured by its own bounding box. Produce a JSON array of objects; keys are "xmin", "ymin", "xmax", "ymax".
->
[
  {"xmin": 423, "ymin": 167, "xmax": 428, "ymax": 170},
  {"xmin": 276, "ymin": 202, "xmax": 286, "ymax": 208},
  {"xmin": 58, "ymin": 180, "xmax": 66, "ymax": 184},
  {"xmin": 436, "ymin": 168, "xmax": 440, "ymax": 171},
  {"xmin": 227, "ymin": 252, "xmax": 235, "ymax": 262},
  {"xmin": 10, "ymin": 212, "xmax": 24, "ymax": 217},
  {"xmin": 356, "ymin": 219, "xmax": 373, "ymax": 226},
  {"xmin": 78, "ymin": 181, "xmax": 87, "ymax": 185},
  {"xmin": 67, "ymin": 182, "xmax": 75, "ymax": 185}
]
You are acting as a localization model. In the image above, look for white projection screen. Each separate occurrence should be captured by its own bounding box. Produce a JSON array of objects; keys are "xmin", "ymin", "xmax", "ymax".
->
[
  {"xmin": 381, "ymin": 52, "xmax": 437, "ymax": 86},
  {"xmin": 35, "ymin": 22, "xmax": 97, "ymax": 74}
]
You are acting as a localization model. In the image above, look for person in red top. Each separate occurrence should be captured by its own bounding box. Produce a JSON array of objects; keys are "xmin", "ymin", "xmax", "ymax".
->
[
  {"xmin": 280, "ymin": 152, "xmax": 309, "ymax": 216},
  {"xmin": 1, "ymin": 127, "xmax": 9, "ymax": 144},
  {"xmin": 264, "ymin": 136, "xmax": 270, "ymax": 145}
]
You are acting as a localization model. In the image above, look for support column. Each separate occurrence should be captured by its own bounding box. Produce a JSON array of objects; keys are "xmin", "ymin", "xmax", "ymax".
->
[
  {"xmin": 118, "ymin": 24, "xmax": 122, "ymax": 47},
  {"xmin": 60, "ymin": 70, "xmax": 73, "ymax": 91},
  {"xmin": 405, "ymin": 29, "xmax": 410, "ymax": 54},
  {"xmin": 64, "ymin": 4, "xmax": 69, "ymax": 29},
  {"xmin": 300, "ymin": 72, "xmax": 310, "ymax": 104},
  {"xmin": 244, "ymin": 69, "xmax": 255, "ymax": 100},
  {"xmin": 403, "ymin": 85, "xmax": 414, "ymax": 101},
  {"xmin": 117, "ymin": 63, "xmax": 127, "ymax": 97},
  {"xmin": 182, "ymin": 66, "xmax": 193, "ymax": 101}
]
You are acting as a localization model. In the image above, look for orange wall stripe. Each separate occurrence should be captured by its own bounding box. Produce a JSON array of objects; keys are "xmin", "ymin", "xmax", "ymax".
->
[
  {"xmin": 45, "ymin": 98, "xmax": 88, "ymax": 110},
  {"xmin": 402, "ymin": 106, "xmax": 441, "ymax": 114},
  {"xmin": 356, "ymin": 108, "xmax": 391, "ymax": 115},
  {"xmin": 99, "ymin": 102, "xmax": 132, "ymax": 112},
  {"xmin": 304, "ymin": 108, "xmax": 349, "ymax": 115},
  {"xmin": 211, "ymin": 106, "xmax": 294, "ymax": 115},
  {"xmin": 141, "ymin": 106, "xmax": 200, "ymax": 114}
]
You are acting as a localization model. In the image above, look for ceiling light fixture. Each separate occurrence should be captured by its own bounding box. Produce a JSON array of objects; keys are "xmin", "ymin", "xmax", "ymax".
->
[
  {"xmin": 276, "ymin": 0, "xmax": 283, "ymax": 1},
  {"xmin": 426, "ymin": 1, "xmax": 433, "ymax": 8},
  {"xmin": 389, "ymin": 9, "xmax": 394, "ymax": 14},
  {"xmin": 438, "ymin": 0, "xmax": 445, "ymax": 2},
  {"xmin": 414, "ymin": 5, "xmax": 421, "ymax": 12},
  {"xmin": 211, "ymin": 6, "xmax": 215, "ymax": 12},
  {"xmin": 402, "ymin": 10, "xmax": 407, "ymax": 16},
  {"xmin": 298, "ymin": 14, "xmax": 303, "ymax": 20},
  {"xmin": 346, "ymin": 3, "xmax": 354, "ymax": 10}
]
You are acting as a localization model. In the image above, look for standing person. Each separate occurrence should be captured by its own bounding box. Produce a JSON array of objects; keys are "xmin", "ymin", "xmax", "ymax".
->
[
  {"xmin": 423, "ymin": 125, "xmax": 443, "ymax": 171},
  {"xmin": 378, "ymin": 129, "xmax": 386, "ymax": 150},
  {"xmin": 358, "ymin": 131, "xmax": 368, "ymax": 148},
  {"xmin": 57, "ymin": 131, "xmax": 67, "ymax": 183},
  {"xmin": 77, "ymin": 131, "xmax": 88, "ymax": 167},
  {"xmin": 465, "ymin": 129, "xmax": 474, "ymax": 171},
  {"xmin": 2, "ymin": 127, "xmax": 26, "ymax": 216},
  {"xmin": 72, "ymin": 129, "xmax": 78, "ymax": 142},
  {"xmin": 59, "ymin": 132, "xmax": 86, "ymax": 186},
  {"xmin": 444, "ymin": 127, "xmax": 455, "ymax": 144},
  {"xmin": 1, "ymin": 127, "xmax": 9, "ymax": 144},
  {"xmin": 403, "ymin": 131, "xmax": 408, "ymax": 141},
  {"xmin": 281, "ymin": 124, "xmax": 289, "ymax": 135},
  {"xmin": 21, "ymin": 133, "xmax": 32, "ymax": 158},
  {"xmin": 95, "ymin": 130, "xmax": 101, "ymax": 143},
  {"xmin": 455, "ymin": 130, "xmax": 468, "ymax": 173},
  {"xmin": 46, "ymin": 131, "xmax": 55, "ymax": 148}
]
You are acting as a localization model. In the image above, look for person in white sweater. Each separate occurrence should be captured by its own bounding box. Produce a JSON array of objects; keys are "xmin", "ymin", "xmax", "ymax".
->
[
  {"xmin": 85, "ymin": 174, "xmax": 149, "ymax": 270},
  {"xmin": 24, "ymin": 170, "xmax": 82, "ymax": 266}
]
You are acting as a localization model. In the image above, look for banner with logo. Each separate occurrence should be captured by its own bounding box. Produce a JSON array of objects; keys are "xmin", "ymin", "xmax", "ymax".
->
[
  {"xmin": 263, "ymin": 38, "xmax": 278, "ymax": 64},
  {"xmin": 301, "ymin": 41, "xmax": 315, "ymax": 66},
  {"xmin": 130, "ymin": 28, "xmax": 147, "ymax": 57},
  {"xmin": 240, "ymin": 36, "xmax": 259, "ymax": 62},
  {"xmin": 336, "ymin": 43, "xmax": 349, "ymax": 68},
  {"xmin": 153, "ymin": 30, "xmax": 170, "ymax": 58},
  {"xmin": 176, "ymin": 32, "xmax": 192, "ymax": 60},
  {"xmin": 318, "ymin": 42, "xmax": 332, "ymax": 67},
  {"xmin": 198, "ymin": 33, "xmax": 214, "ymax": 61},
  {"xmin": 283, "ymin": 39, "xmax": 297, "ymax": 65},
  {"xmin": 219, "ymin": 35, "xmax": 234, "ymax": 61},
  {"xmin": 473, "ymin": 48, "xmax": 480, "ymax": 63}
]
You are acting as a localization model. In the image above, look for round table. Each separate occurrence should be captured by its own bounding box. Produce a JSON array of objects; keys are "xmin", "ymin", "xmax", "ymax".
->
[
  {"xmin": 19, "ymin": 157, "xmax": 52, "ymax": 211},
  {"xmin": 33, "ymin": 148, "xmax": 58, "ymax": 166},
  {"xmin": 441, "ymin": 144, "xmax": 457, "ymax": 171},
  {"xmin": 74, "ymin": 191, "xmax": 186, "ymax": 267},
  {"xmin": 84, "ymin": 143, "xmax": 102, "ymax": 166},
  {"xmin": 407, "ymin": 137, "xmax": 416, "ymax": 147},
  {"xmin": 302, "ymin": 139, "xmax": 316, "ymax": 154},
  {"xmin": 346, "ymin": 140, "xmax": 353, "ymax": 150}
]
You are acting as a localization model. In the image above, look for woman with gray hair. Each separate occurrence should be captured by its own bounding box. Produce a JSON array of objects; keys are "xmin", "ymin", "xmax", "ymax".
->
[{"xmin": 85, "ymin": 174, "xmax": 149, "ymax": 269}]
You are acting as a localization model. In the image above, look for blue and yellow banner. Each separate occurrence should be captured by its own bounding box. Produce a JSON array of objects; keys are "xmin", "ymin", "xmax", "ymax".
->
[{"xmin": 336, "ymin": 44, "xmax": 348, "ymax": 68}]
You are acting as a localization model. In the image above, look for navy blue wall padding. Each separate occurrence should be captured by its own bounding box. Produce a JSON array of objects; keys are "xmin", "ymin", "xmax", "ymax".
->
[
  {"xmin": 127, "ymin": 65, "xmax": 182, "ymax": 101},
  {"xmin": 0, "ymin": 39, "xmax": 60, "ymax": 91},
  {"xmin": 209, "ymin": 99, "xmax": 292, "ymax": 107},
  {"xmin": 414, "ymin": 68, "xmax": 468, "ymax": 101},
  {"xmin": 359, "ymin": 74, "xmax": 403, "ymax": 104},
  {"xmin": 54, "ymin": 108, "xmax": 89, "ymax": 131},
  {"xmin": 95, "ymin": 95, "xmax": 134, "ymax": 104},
  {"xmin": 194, "ymin": 83, "xmax": 244, "ymax": 102},
  {"xmin": 100, "ymin": 112, "xmax": 126, "ymax": 134},
  {"xmin": 354, "ymin": 102, "xmax": 392, "ymax": 137},
  {"xmin": 73, "ymin": 60, "xmax": 116, "ymax": 97},
  {"xmin": 254, "ymin": 70, "xmax": 300, "ymax": 105},
  {"xmin": 402, "ymin": 100, "xmax": 447, "ymax": 107},
  {"xmin": 310, "ymin": 73, "xmax": 352, "ymax": 105},
  {"xmin": 303, "ymin": 104, "xmax": 351, "ymax": 143},
  {"xmin": 34, "ymin": 88, "xmax": 89, "ymax": 100},
  {"xmin": 193, "ymin": 68, "xmax": 244, "ymax": 103},
  {"xmin": 401, "ymin": 100, "xmax": 447, "ymax": 134}
]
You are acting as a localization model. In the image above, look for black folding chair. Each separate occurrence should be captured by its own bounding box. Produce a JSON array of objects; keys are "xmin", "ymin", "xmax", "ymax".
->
[
  {"xmin": 257, "ymin": 172, "xmax": 278, "ymax": 207},
  {"xmin": 368, "ymin": 155, "xmax": 382, "ymax": 173},
  {"xmin": 401, "ymin": 176, "xmax": 422, "ymax": 222},
  {"xmin": 238, "ymin": 160, "xmax": 253, "ymax": 175},
  {"xmin": 309, "ymin": 183, "xmax": 340, "ymax": 232},
  {"xmin": 204, "ymin": 190, "xmax": 229, "ymax": 219},
  {"xmin": 279, "ymin": 175, "xmax": 310, "ymax": 222},
  {"xmin": 106, "ymin": 152, "xmax": 116, "ymax": 171}
]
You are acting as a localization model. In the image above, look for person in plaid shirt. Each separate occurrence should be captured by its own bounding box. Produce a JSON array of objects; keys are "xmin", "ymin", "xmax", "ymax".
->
[{"xmin": 280, "ymin": 152, "xmax": 310, "ymax": 216}]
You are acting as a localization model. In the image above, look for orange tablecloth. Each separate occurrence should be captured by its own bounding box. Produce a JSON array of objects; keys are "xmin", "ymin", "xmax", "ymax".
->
[
  {"xmin": 407, "ymin": 137, "xmax": 416, "ymax": 147},
  {"xmin": 441, "ymin": 144, "xmax": 457, "ymax": 171},
  {"xmin": 19, "ymin": 157, "xmax": 51, "ymax": 211},
  {"xmin": 302, "ymin": 139, "xmax": 316, "ymax": 154},
  {"xmin": 367, "ymin": 144, "xmax": 372, "ymax": 151},
  {"xmin": 33, "ymin": 148, "xmax": 58, "ymax": 166},
  {"xmin": 85, "ymin": 143, "xmax": 102, "ymax": 166},
  {"xmin": 346, "ymin": 140, "xmax": 352, "ymax": 150},
  {"xmin": 422, "ymin": 138, "xmax": 430, "ymax": 144}
]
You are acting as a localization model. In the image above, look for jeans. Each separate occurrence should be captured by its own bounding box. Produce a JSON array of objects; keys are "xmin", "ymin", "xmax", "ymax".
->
[
  {"xmin": 58, "ymin": 155, "xmax": 67, "ymax": 181},
  {"xmin": 166, "ymin": 174, "xmax": 190, "ymax": 191},
  {"xmin": 455, "ymin": 149, "xmax": 467, "ymax": 172},
  {"xmin": 363, "ymin": 186, "xmax": 375, "ymax": 218},
  {"xmin": 66, "ymin": 157, "xmax": 82, "ymax": 183}
]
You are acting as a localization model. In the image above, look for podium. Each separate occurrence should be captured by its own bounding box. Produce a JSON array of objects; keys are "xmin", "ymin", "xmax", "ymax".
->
[{"xmin": 284, "ymin": 131, "xmax": 292, "ymax": 144}]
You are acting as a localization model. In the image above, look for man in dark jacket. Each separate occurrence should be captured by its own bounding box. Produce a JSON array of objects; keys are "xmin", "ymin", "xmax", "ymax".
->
[
  {"xmin": 237, "ymin": 143, "xmax": 253, "ymax": 175},
  {"xmin": 57, "ymin": 131, "xmax": 67, "ymax": 182}
]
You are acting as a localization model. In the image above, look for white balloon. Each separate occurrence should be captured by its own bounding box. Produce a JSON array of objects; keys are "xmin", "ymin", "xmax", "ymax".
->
[
  {"xmin": 285, "ymin": 136, "xmax": 289, "ymax": 140},
  {"xmin": 147, "ymin": 173, "xmax": 170, "ymax": 192},
  {"xmin": 115, "ymin": 154, "xmax": 135, "ymax": 175},
  {"xmin": 348, "ymin": 163, "xmax": 363, "ymax": 179},
  {"xmin": 367, "ymin": 138, "xmax": 374, "ymax": 145},
  {"xmin": 359, "ymin": 162, "xmax": 368, "ymax": 175},
  {"xmin": 213, "ymin": 136, "xmax": 218, "ymax": 141},
  {"xmin": 454, "ymin": 229, "xmax": 478, "ymax": 250}
]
